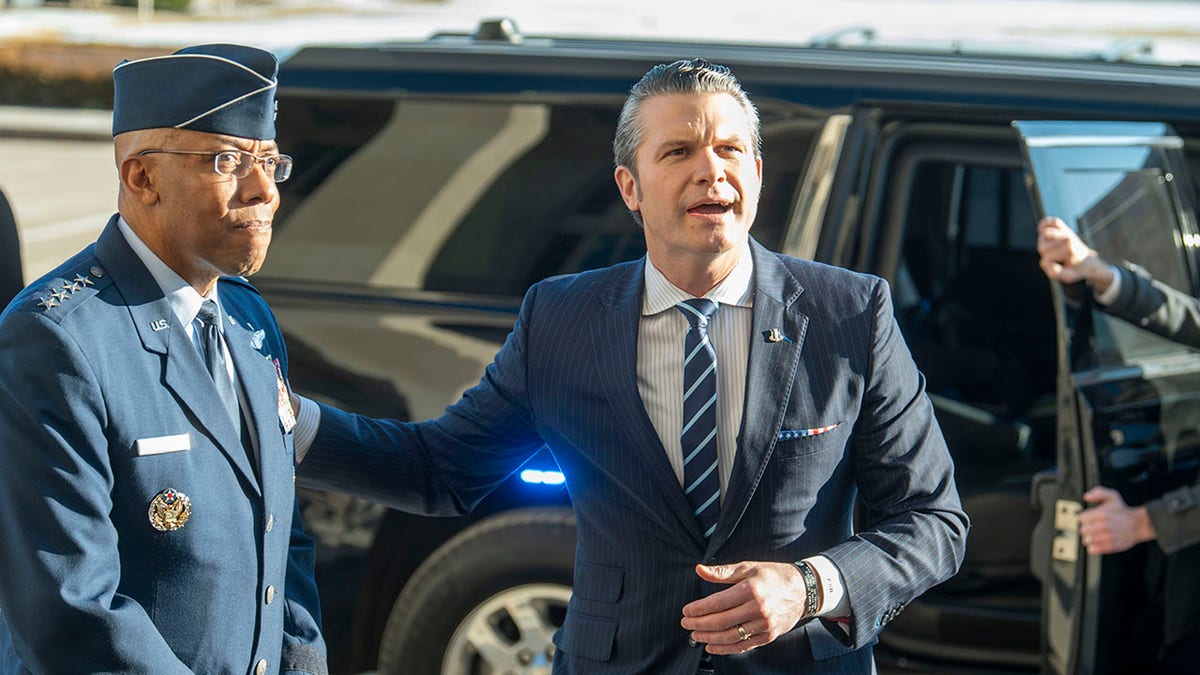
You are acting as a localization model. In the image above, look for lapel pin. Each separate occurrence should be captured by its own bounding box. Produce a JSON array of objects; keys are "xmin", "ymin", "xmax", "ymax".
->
[
  {"xmin": 763, "ymin": 328, "xmax": 792, "ymax": 344},
  {"xmin": 149, "ymin": 319, "xmax": 169, "ymax": 332},
  {"xmin": 148, "ymin": 488, "xmax": 191, "ymax": 532}
]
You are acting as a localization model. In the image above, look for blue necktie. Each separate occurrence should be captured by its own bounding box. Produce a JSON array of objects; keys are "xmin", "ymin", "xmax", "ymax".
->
[
  {"xmin": 196, "ymin": 300, "xmax": 241, "ymax": 432},
  {"xmin": 677, "ymin": 299, "xmax": 720, "ymax": 539}
]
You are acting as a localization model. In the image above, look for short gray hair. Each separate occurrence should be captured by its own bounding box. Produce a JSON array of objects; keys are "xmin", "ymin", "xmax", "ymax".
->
[{"xmin": 613, "ymin": 58, "xmax": 761, "ymax": 176}]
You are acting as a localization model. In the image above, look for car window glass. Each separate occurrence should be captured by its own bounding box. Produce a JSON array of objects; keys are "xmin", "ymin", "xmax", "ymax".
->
[
  {"xmin": 268, "ymin": 96, "xmax": 811, "ymax": 297},
  {"xmin": 1030, "ymin": 144, "xmax": 1199, "ymax": 366}
]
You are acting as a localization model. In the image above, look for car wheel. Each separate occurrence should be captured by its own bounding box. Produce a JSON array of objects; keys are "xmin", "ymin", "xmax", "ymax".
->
[{"xmin": 377, "ymin": 507, "xmax": 576, "ymax": 675}]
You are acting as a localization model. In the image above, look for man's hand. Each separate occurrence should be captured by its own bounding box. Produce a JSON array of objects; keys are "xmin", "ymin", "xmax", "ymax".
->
[
  {"xmin": 679, "ymin": 561, "xmax": 809, "ymax": 655},
  {"xmin": 1036, "ymin": 217, "xmax": 1115, "ymax": 292},
  {"xmin": 1079, "ymin": 486, "xmax": 1157, "ymax": 555}
]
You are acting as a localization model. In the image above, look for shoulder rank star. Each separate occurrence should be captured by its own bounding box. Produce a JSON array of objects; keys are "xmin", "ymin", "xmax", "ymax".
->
[
  {"xmin": 36, "ymin": 297, "xmax": 59, "ymax": 309},
  {"xmin": 148, "ymin": 488, "xmax": 192, "ymax": 531}
]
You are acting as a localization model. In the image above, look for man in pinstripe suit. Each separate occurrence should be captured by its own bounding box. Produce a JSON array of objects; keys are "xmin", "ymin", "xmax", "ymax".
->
[{"xmin": 296, "ymin": 58, "xmax": 968, "ymax": 674}]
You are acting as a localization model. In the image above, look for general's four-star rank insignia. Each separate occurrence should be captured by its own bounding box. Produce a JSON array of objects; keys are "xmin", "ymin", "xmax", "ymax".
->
[
  {"xmin": 148, "ymin": 488, "xmax": 192, "ymax": 532},
  {"xmin": 35, "ymin": 269, "xmax": 105, "ymax": 312}
]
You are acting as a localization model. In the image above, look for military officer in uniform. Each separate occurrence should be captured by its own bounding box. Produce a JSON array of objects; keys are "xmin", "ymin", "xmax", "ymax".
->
[{"xmin": 0, "ymin": 44, "xmax": 326, "ymax": 674}]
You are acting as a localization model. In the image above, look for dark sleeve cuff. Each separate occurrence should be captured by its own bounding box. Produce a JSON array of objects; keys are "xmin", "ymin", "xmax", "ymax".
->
[
  {"xmin": 281, "ymin": 643, "xmax": 328, "ymax": 675},
  {"xmin": 1145, "ymin": 485, "xmax": 1200, "ymax": 555}
]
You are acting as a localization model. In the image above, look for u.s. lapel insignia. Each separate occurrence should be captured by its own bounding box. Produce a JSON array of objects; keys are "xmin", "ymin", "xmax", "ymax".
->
[
  {"xmin": 148, "ymin": 488, "xmax": 192, "ymax": 531},
  {"xmin": 149, "ymin": 319, "xmax": 170, "ymax": 332},
  {"xmin": 273, "ymin": 358, "xmax": 297, "ymax": 433}
]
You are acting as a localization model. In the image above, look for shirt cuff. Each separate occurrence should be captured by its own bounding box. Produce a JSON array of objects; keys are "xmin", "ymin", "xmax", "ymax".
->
[
  {"xmin": 1093, "ymin": 263, "xmax": 1122, "ymax": 306},
  {"xmin": 293, "ymin": 395, "xmax": 321, "ymax": 464},
  {"xmin": 803, "ymin": 555, "xmax": 849, "ymax": 617}
]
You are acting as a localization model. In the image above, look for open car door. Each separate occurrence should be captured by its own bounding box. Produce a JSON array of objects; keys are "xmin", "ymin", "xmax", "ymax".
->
[{"xmin": 1016, "ymin": 121, "xmax": 1200, "ymax": 674}]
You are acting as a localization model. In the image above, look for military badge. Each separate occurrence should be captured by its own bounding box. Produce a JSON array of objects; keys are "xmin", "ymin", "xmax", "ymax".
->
[
  {"xmin": 274, "ymin": 358, "xmax": 296, "ymax": 433},
  {"xmin": 148, "ymin": 488, "xmax": 192, "ymax": 531}
]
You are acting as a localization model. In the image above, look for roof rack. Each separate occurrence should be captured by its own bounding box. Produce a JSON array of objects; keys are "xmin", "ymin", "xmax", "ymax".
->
[
  {"xmin": 809, "ymin": 26, "xmax": 876, "ymax": 49},
  {"xmin": 473, "ymin": 18, "xmax": 524, "ymax": 45},
  {"xmin": 1096, "ymin": 38, "xmax": 1153, "ymax": 63}
]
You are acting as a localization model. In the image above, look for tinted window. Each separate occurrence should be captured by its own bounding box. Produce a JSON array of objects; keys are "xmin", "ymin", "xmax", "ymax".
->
[
  {"xmin": 269, "ymin": 95, "xmax": 814, "ymax": 297},
  {"xmin": 1025, "ymin": 140, "xmax": 1200, "ymax": 367}
]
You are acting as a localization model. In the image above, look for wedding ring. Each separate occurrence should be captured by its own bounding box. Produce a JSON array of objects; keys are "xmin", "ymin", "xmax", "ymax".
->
[{"xmin": 737, "ymin": 624, "xmax": 749, "ymax": 641}]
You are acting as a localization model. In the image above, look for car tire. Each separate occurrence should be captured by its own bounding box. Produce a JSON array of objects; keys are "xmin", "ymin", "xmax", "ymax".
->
[{"xmin": 377, "ymin": 507, "xmax": 576, "ymax": 675}]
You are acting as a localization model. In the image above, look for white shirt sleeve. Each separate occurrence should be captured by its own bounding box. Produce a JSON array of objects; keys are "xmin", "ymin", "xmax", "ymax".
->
[
  {"xmin": 1093, "ymin": 263, "xmax": 1123, "ymax": 306},
  {"xmin": 292, "ymin": 395, "xmax": 322, "ymax": 463},
  {"xmin": 803, "ymin": 554, "xmax": 849, "ymax": 617}
]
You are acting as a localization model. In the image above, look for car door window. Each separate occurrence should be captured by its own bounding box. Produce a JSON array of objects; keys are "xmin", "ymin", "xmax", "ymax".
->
[{"xmin": 1020, "ymin": 122, "xmax": 1200, "ymax": 368}]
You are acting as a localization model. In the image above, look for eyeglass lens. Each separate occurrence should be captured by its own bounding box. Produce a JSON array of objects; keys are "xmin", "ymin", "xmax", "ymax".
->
[{"xmin": 215, "ymin": 151, "xmax": 293, "ymax": 183}]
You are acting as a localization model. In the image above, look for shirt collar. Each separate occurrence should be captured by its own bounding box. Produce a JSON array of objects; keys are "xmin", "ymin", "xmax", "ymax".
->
[
  {"xmin": 642, "ymin": 242, "xmax": 754, "ymax": 316},
  {"xmin": 117, "ymin": 216, "xmax": 220, "ymax": 329}
]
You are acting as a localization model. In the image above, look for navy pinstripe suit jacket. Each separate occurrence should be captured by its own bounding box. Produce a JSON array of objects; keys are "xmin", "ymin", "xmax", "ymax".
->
[{"xmin": 301, "ymin": 240, "xmax": 968, "ymax": 674}]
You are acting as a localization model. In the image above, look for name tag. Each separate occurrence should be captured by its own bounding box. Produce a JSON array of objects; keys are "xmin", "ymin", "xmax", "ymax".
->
[{"xmin": 135, "ymin": 434, "xmax": 191, "ymax": 456}]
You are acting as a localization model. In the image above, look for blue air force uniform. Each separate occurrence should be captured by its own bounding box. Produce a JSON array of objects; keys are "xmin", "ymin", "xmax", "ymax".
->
[{"xmin": 0, "ymin": 44, "xmax": 325, "ymax": 674}]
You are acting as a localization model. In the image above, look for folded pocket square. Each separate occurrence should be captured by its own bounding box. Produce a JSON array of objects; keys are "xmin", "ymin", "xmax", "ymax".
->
[
  {"xmin": 135, "ymin": 434, "xmax": 191, "ymax": 456},
  {"xmin": 777, "ymin": 424, "xmax": 840, "ymax": 441}
]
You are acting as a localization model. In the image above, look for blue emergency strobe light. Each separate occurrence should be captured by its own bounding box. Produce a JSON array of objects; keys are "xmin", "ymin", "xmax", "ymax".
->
[{"xmin": 520, "ymin": 469, "xmax": 565, "ymax": 485}]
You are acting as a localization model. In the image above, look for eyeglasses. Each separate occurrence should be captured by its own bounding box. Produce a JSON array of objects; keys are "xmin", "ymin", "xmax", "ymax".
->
[{"xmin": 138, "ymin": 149, "xmax": 294, "ymax": 183}]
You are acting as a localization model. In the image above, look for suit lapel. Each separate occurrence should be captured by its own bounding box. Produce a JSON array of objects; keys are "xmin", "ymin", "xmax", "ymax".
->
[
  {"xmin": 708, "ymin": 242, "xmax": 808, "ymax": 554},
  {"xmin": 94, "ymin": 220, "xmax": 261, "ymax": 495},
  {"xmin": 592, "ymin": 260, "xmax": 706, "ymax": 548}
]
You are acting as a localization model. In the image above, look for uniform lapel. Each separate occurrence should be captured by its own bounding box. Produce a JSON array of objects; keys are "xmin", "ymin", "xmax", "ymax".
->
[
  {"xmin": 94, "ymin": 219, "xmax": 261, "ymax": 495},
  {"xmin": 708, "ymin": 242, "xmax": 808, "ymax": 554},
  {"xmin": 223, "ymin": 310, "xmax": 285, "ymax": 484},
  {"xmin": 592, "ymin": 260, "xmax": 706, "ymax": 549}
]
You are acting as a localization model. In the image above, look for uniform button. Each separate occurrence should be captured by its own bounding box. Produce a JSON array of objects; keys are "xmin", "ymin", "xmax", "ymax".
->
[
  {"xmin": 265, "ymin": 514, "xmax": 274, "ymax": 533},
  {"xmin": 688, "ymin": 637, "xmax": 698, "ymax": 647},
  {"xmin": 255, "ymin": 659, "xmax": 267, "ymax": 675},
  {"xmin": 265, "ymin": 585, "xmax": 276, "ymax": 605}
]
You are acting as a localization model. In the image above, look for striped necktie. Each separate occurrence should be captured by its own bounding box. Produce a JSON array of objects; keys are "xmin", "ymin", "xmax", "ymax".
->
[{"xmin": 676, "ymin": 298, "xmax": 720, "ymax": 539}]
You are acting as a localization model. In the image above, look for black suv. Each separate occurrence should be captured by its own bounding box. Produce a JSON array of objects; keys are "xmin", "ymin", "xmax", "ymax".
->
[{"xmin": 248, "ymin": 23, "xmax": 1200, "ymax": 675}]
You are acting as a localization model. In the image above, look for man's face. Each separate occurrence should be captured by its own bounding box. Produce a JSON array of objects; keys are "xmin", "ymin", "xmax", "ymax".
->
[
  {"xmin": 136, "ymin": 129, "xmax": 280, "ymax": 286},
  {"xmin": 615, "ymin": 92, "xmax": 762, "ymax": 262}
]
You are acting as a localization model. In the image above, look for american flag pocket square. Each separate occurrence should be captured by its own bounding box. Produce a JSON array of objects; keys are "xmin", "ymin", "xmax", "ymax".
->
[{"xmin": 776, "ymin": 423, "xmax": 840, "ymax": 441}]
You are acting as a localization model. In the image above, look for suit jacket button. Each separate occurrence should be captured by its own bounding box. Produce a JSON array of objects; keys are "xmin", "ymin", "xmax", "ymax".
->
[
  {"xmin": 688, "ymin": 637, "xmax": 698, "ymax": 648},
  {"xmin": 265, "ymin": 585, "xmax": 276, "ymax": 605},
  {"xmin": 255, "ymin": 659, "xmax": 267, "ymax": 675}
]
